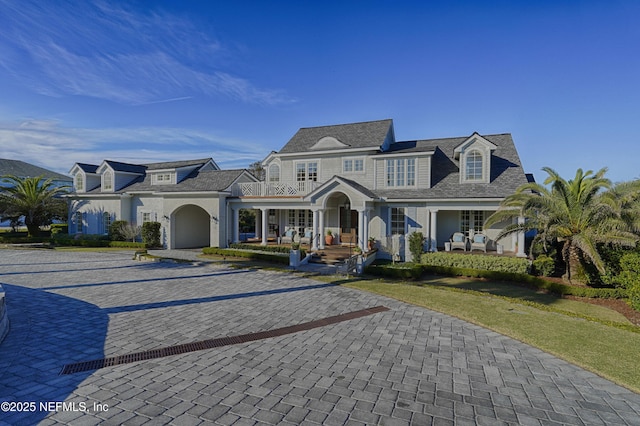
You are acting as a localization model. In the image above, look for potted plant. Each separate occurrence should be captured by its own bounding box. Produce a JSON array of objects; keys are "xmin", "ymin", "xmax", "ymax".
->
[
  {"xmin": 290, "ymin": 241, "xmax": 301, "ymax": 268},
  {"xmin": 325, "ymin": 229, "xmax": 334, "ymax": 246},
  {"xmin": 368, "ymin": 237, "xmax": 376, "ymax": 251}
]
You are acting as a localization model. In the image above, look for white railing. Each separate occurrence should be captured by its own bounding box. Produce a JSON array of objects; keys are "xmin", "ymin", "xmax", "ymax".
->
[{"xmin": 232, "ymin": 181, "xmax": 321, "ymax": 197}]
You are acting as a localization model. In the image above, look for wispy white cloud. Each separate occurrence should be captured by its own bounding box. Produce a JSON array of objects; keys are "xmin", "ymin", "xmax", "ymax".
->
[
  {"xmin": 0, "ymin": 119, "xmax": 267, "ymax": 174},
  {"xmin": 0, "ymin": 0, "xmax": 295, "ymax": 105}
]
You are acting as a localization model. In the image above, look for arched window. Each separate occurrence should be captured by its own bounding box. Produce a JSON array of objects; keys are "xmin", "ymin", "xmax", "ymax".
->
[
  {"xmin": 103, "ymin": 170, "xmax": 113, "ymax": 190},
  {"xmin": 269, "ymin": 164, "xmax": 280, "ymax": 182},
  {"xmin": 75, "ymin": 174, "xmax": 84, "ymax": 191},
  {"xmin": 465, "ymin": 150, "xmax": 483, "ymax": 181}
]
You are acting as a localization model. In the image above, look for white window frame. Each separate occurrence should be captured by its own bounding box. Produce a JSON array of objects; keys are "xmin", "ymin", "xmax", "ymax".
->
[
  {"xmin": 465, "ymin": 150, "xmax": 484, "ymax": 181},
  {"xmin": 343, "ymin": 157, "xmax": 364, "ymax": 174},
  {"xmin": 460, "ymin": 210, "xmax": 485, "ymax": 235},
  {"xmin": 295, "ymin": 161, "xmax": 319, "ymax": 182},
  {"xmin": 385, "ymin": 158, "xmax": 416, "ymax": 188},
  {"xmin": 103, "ymin": 170, "xmax": 113, "ymax": 191},
  {"xmin": 75, "ymin": 174, "xmax": 84, "ymax": 192},
  {"xmin": 102, "ymin": 212, "xmax": 112, "ymax": 234},
  {"xmin": 268, "ymin": 163, "xmax": 280, "ymax": 183},
  {"xmin": 390, "ymin": 207, "xmax": 406, "ymax": 235},
  {"xmin": 154, "ymin": 173, "xmax": 174, "ymax": 185},
  {"xmin": 75, "ymin": 212, "xmax": 84, "ymax": 233}
]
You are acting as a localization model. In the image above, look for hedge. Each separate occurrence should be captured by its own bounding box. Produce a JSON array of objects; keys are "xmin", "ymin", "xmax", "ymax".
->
[
  {"xmin": 421, "ymin": 252, "xmax": 529, "ymax": 274},
  {"xmin": 365, "ymin": 262, "xmax": 628, "ymax": 299},
  {"xmin": 202, "ymin": 247, "xmax": 291, "ymax": 265}
]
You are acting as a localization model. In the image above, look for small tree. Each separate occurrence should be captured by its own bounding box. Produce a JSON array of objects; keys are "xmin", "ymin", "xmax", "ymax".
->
[
  {"xmin": 114, "ymin": 221, "xmax": 141, "ymax": 242},
  {"xmin": 109, "ymin": 220, "xmax": 128, "ymax": 241},
  {"xmin": 408, "ymin": 232, "xmax": 425, "ymax": 263},
  {"xmin": 141, "ymin": 221, "xmax": 161, "ymax": 247}
]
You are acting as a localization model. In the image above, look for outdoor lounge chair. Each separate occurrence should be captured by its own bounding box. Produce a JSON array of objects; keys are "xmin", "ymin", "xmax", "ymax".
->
[
  {"xmin": 299, "ymin": 228, "xmax": 314, "ymax": 245},
  {"xmin": 450, "ymin": 232, "xmax": 467, "ymax": 251},
  {"xmin": 470, "ymin": 233, "xmax": 488, "ymax": 252},
  {"xmin": 281, "ymin": 229, "xmax": 297, "ymax": 245}
]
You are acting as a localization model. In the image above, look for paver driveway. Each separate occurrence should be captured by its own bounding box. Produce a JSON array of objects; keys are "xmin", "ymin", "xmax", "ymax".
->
[{"xmin": 1, "ymin": 249, "xmax": 639, "ymax": 425}]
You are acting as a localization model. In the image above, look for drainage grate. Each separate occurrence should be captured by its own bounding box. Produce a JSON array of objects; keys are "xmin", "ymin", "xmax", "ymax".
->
[{"xmin": 60, "ymin": 305, "xmax": 389, "ymax": 375}]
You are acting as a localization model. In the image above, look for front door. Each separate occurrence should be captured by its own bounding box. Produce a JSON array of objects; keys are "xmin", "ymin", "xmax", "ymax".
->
[{"xmin": 339, "ymin": 207, "xmax": 358, "ymax": 245}]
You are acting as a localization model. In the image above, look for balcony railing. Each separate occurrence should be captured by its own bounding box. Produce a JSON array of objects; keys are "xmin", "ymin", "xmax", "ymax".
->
[{"xmin": 231, "ymin": 181, "xmax": 321, "ymax": 197}]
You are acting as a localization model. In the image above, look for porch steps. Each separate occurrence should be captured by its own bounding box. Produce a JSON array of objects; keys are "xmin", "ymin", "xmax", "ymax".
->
[{"xmin": 309, "ymin": 246, "xmax": 357, "ymax": 265}]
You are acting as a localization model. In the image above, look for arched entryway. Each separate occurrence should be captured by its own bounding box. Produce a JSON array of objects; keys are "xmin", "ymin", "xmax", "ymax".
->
[
  {"xmin": 325, "ymin": 192, "xmax": 357, "ymax": 245},
  {"xmin": 172, "ymin": 205, "xmax": 210, "ymax": 249}
]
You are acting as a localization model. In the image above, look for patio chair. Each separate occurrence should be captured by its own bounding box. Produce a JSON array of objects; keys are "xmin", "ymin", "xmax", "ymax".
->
[
  {"xmin": 281, "ymin": 228, "xmax": 297, "ymax": 245},
  {"xmin": 450, "ymin": 232, "xmax": 467, "ymax": 251},
  {"xmin": 299, "ymin": 228, "xmax": 314, "ymax": 245},
  {"xmin": 470, "ymin": 233, "xmax": 488, "ymax": 253}
]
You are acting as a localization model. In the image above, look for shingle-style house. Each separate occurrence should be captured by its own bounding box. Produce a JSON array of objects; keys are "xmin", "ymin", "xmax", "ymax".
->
[{"xmin": 67, "ymin": 119, "xmax": 531, "ymax": 259}]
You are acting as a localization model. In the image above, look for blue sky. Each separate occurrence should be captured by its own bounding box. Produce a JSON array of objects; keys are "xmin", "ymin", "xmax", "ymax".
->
[{"xmin": 1, "ymin": 0, "xmax": 639, "ymax": 183}]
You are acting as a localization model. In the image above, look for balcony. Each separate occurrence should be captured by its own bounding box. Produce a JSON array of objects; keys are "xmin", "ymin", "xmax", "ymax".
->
[{"xmin": 231, "ymin": 181, "xmax": 322, "ymax": 197}]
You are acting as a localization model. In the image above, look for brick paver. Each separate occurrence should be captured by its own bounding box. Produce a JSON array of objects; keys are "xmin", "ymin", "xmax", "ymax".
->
[{"xmin": 1, "ymin": 249, "xmax": 640, "ymax": 425}]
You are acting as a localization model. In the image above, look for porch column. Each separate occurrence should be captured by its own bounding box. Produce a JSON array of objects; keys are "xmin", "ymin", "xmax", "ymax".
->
[
  {"xmin": 429, "ymin": 209, "xmax": 438, "ymax": 252},
  {"xmin": 362, "ymin": 209, "xmax": 370, "ymax": 252},
  {"xmin": 261, "ymin": 208, "xmax": 268, "ymax": 246},
  {"xmin": 255, "ymin": 209, "xmax": 262, "ymax": 240},
  {"xmin": 312, "ymin": 209, "xmax": 319, "ymax": 251},
  {"xmin": 357, "ymin": 209, "xmax": 365, "ymax": 250},
  {"xmin": 233, "ymin": 207, "xmax": 240, "ymax": 244},
  {"xmin": 517, "ymin": 215, "xmax": 526, "ymax": 257},
  {"xmin": 318, "ymin": 209, "xmax": 325, "ymax": 249}
]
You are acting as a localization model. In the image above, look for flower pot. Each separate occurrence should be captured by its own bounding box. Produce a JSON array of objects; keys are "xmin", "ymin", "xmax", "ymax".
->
[{"xmin": 325, "ymin": 235, "xmax": 333, "ymax": 245}]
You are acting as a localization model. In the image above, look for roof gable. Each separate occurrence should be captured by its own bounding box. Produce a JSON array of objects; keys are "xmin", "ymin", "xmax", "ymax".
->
[{"xmin": 453, "ymin": 132, "xmax": 497, "ymax": 159}]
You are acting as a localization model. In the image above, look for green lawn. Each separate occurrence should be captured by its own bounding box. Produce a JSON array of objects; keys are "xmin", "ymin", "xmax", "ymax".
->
[{"xmin": 343, "ymin": 276, "xmax": 640, "ymax": 393}]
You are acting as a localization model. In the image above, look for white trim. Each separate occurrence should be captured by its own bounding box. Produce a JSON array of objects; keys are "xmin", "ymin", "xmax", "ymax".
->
[{"xmin": 375, "ymin": 151, "xmax": 434, "ymax": 159}]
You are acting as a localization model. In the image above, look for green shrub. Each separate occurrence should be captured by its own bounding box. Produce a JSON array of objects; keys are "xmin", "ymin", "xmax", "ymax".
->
[
  {"xmin": 420, "ymin": 252, "xmax": 529, "ymax": 274},
  {"xmin": 408, "ymin": 232, "xmax": 425, "ymax": 263},
  {"xmin": 141, "ymin": 221, "xmax": 161, "ymax": 247},
  {"xmin": 365, "ymin": 261, "xmax": 627, "ymax": 299},
  {"xmin": 532, "ymin": 255, "xmax": 555, "ymax": 277},
  {"xmin": 50, "ymin": 223, "xmax": 68, "ymax": 236},
  {"xmin": 109, "ymin": 220, "xmax": 128, "ymax": 241},
  {"xmin": 202, "ymin": 247, "xmax": 291, "ymax": 264}
]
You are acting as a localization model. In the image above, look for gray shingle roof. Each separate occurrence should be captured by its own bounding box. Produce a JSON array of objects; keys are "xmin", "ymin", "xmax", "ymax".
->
[
  {"xmin": 279, "ymin": 119, "xmax": 393, "ymax": 153},
  {"xmin": 104, "ymin": 160, "xmax": 147, "ymax": 174},
  {"xmin": 76, "ymin": 163, "xmax": 99, "ymax": 174},
  {"xmin": 144, "ymin": 159, "xmax": 212, "ymax": 170},
  {"xmin": 374, "ymin": 133, "xmax": 529, "ymax": 200},
  {"xmin": 0, "ymin": 159, "xmax": 72, "ymax": 181},
  {"xmin": 83, "ymin": 169, "xmax": 247, "ymax": 194}
]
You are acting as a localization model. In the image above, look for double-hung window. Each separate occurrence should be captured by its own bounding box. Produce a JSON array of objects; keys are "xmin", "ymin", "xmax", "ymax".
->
[
  {"xmin": 386, "ymin": 158, "xmax": 416, "ymax": 187},
  {"xmin": 103, "ymin": 171, "xmax": 113, "ymax": 191},
  {"xmin": 343, "ymin": 158, "xmax": 364, "ymax": 173},
  {"xmin": 465, "ymin": 150, "xmax": 483, "ymax": 181},
  {"xmin": 391, "ymin": 207, "xmax": 406, "ymax": 235},
  {"xmin": 75, "ymin": 174, "xmax": 84, "ymax": 191}
]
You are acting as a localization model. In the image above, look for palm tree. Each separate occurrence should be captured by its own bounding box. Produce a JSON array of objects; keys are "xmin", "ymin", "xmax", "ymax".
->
[
  {"xmin": 485, "ymin": 167, "xmax": 640, "ymax": 283},
  {"xmin": 0, "ymin": 175, "xmax": 69, "ymax": 237}
]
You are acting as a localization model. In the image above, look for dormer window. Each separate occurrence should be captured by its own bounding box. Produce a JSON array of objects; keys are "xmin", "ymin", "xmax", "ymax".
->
[
  {"xmin": 454, "ymin": 133, "xmax": 496, "ymax": 184},
  {"xmin": 465, "ymin": 150, "xmax": 483, "ymax": 181},
  {"xmin": 103, "ymin": 170, "xmax": 113, "ymax": 191},
  {"xmin": 75, "ymin": 174, "xmax": 84, "ymax": 192},
  {"xmin": 153, "ymin": 173, "xmax": 174, "ymax": 185}
]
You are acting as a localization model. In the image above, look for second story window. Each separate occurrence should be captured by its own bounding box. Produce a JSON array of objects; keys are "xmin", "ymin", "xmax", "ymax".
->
[
  {"xmin": 343, "ymin": 158, "xmax": 364, "ymax": 173},
  {"xmin": 103, "ymin": 170, "xmax": 113, "ymax": 191},
  {"xmin": 268, "ymin": 164, "xmax": 280, "ymax": 182},
  {"xmin": 465, "ymin": 150, "xmax": 483, "ymax": 181},
  {"xmin": 386, "ymin": 158, "xmax": 416, "ymax": 187},
  {"xmin": 296, "ymin": 162, "xmax": 318, "ymax": 182},
  {"xmin": 75, "ymin": 174, "xmax": 84, "ymax": 191}
]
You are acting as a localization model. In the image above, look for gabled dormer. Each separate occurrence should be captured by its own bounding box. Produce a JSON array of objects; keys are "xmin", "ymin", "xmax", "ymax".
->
[
  {"xmin": 97, "ymin": 161, "xmax": 146, "ymax": 192},
  {"xmin": 69, "ymin": 163, "xmax": 100, "ymax": 193},
  {"xmin": 146, "ymin": 158, "xmax": 219, "ymax": 185},
  {"xmin": 454, "ymin": 133, "xmax": 497, "ymax": 184}
]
